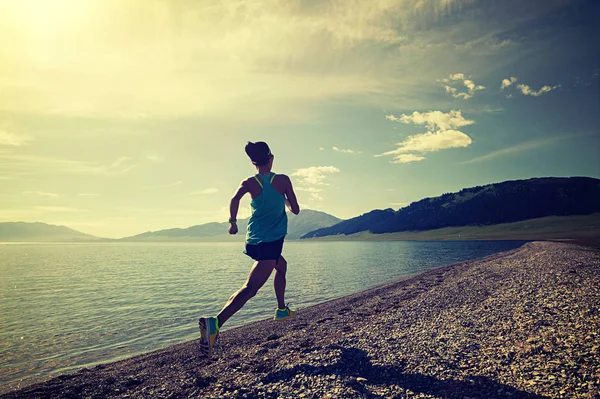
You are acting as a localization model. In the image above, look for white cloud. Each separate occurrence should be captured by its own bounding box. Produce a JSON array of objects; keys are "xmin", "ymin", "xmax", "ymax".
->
[
  {"xmin": 296, "ymin": 186, "xmax": 325, "ymax": 201},
  {"xmin": 380, "ymin": 129, "xmax": 472, "ymax": 156},
  {"xmin": 379, "ymin": 110, "xmax": 475, "ymax": 163},
  {"xmin": 501, "ymin": 77, "xmax": 559, "ymax": 96},
  {"xmin": 145, "ymin": 155, "xmax": 164, "ymax": 162},
  {"xmin": 0, "ymin": 129, "xmax": 33, "ymax": 146},
  {"xmin": 219, "ymin": 204, "xmax": 251, "ymax": 220},
  {"xmin": 292, "ymin": 166, "xmax": 340, "ymax": 201},
  {"xmin": 143, "ymin": 181, "xmax": 183, "ymax": 190},
  {"xmin": 517, "ymin": 83, "xmax": 559, "ymax": 97},
  {"xmin": 461, "ymin": 135, "xmax": 573, "ymax": 164},
  {"xmin": 440, "ymin": 73, "xmax": 485, "ymax": 99},
  {"xmin": 332, "ymin": 146, "xmax": 361, "ymax": 154},
  {"xmin": 501, "ymin": 76, "xmax": 517, "ymax": 90},
  {"xmin": 23, "ymin": 191, "xmax": 59, "ymax": 198},
  {"xmin": 191, "ymin": 188, "xmax": 219, "ymax": 195},
  {"xmin": 292, "ymin": 166, "xmax": 340, "ymax": 186},
  {"xmin": 386, "ymin": 110, "xmax": 474, "ymax": 131},
  {"xmin": 0, "ymin": 0, "xmax": 503, "ymax": 123},
  {"xmin": 0, "ymin": 154, "xmax": 139, "ymax": 176},
  {"xmin": 391, "ymin": 153, "xmax": 427, "ymax": 164},
  {"xmin": 319, "ymin": 147, "xmax": 325, "ymax": 151}
]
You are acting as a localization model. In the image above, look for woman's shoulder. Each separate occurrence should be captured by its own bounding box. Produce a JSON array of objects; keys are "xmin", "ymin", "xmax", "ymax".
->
[
  {"xmin": 273, "ymin": 173, "xmax": 290, "ymax": 181},
  {"xmin": 241, "ymin": 175, "xmax": 261, "ymax": 188}
]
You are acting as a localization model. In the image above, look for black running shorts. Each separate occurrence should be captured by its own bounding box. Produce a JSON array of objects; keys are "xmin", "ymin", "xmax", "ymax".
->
[{"xmin": 244, "ymin": 236, "xmax": 285, "ymax": 262}]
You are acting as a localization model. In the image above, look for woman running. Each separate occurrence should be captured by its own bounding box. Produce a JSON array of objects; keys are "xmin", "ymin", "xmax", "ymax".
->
[{"xmin": 199, "ymin": 141, "xmax": 300, "ymax": 356}]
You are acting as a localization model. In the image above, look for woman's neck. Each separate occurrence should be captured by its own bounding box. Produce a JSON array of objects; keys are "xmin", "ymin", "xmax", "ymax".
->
[{"xmin": 257, "ymin": 166, "xmax": 271, "ymax": 175}]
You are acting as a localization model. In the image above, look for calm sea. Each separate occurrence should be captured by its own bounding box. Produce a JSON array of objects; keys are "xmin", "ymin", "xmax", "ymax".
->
[{"xmin": 0, "ymin": 240, "xmax": 527, "ymax": 393}]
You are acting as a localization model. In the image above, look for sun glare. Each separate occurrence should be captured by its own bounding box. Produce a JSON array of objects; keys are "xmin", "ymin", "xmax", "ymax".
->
[{"xmin": 6, "ymin": 0, "xmax": 89, "ymax": 35}]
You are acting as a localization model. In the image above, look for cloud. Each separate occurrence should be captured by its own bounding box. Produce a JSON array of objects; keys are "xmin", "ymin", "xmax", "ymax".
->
[
  {"xmin": 0, "ymin": 129, "xmax": 33, "ymax": 146},
  {"xmin": 501, "ymin": 77, "xmax": 559, "ymax": 96},
  {"xmin": 332, "ymin": 146, "xmax": 361, "ymax": 154},
  {"xmin": 145, "ymin": 155, "xmax": 164, "ymax": 162},
  {"xmin": 296, "ymin": 186, "xmax": 325, "ymax": 201},
  {"xmin": 190, "ymin": 188, "xmax": 219, "ymax": 195},
  {"xmin": 517, "ymin": 83, "xmax": 559, "ymax": 97},
  {"xmin": 440, "ymin": 73, "xmax": 485, "ymax": 99},
  {"xmin": 379, "ymin": 130, "xmax": 472, "ymax": 158},
  {"xmin": 143, "ymin": 181, "xmax": 183, "ymax": 190},
  {"xmin": 501, "ymin": 76, "xmax": 518, "ymax": 90},
  {"xmin": 78, "ymin": 193, "xmax": 100, "ymax": 197},
  {"xmin": 379, "ymin": 110, "xmax": 475, "ymax": 163},
  {"xmin": 390, "ymin": 153, "xmax": 427, "ymax": 164},
  {"xmin": 387, "ymin": 110, "xmax": 475, "ymax": 131},
  {"xmin": 292, "ymin": 166, "xmax": 340, "ymax": 201},
  {"xmin": 219, "ymin": 204, "xmax": 251, "ymax": 220},
  {"xmin": 23, "ymin": 191, "xmax": 59, "ymax": 198},
  {"xmin": 0, "ymin": 154, "xmax": 139, "ymax": 176},
  {"xmin": 461, "ymin": 135, "xmax": 574, "ymax": 164},
  {"xmin": 0, "ymin": 0, "xmax": 517, "ymax": 123},
  {"xmin": 292, "ymin": 166, "xmax": 340, "ymax": 186}
]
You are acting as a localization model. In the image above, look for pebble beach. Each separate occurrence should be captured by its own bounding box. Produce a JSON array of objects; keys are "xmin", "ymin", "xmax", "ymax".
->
[{"xmin": 2, "ymin": 241, "xmax": 599, "ymax": 399}]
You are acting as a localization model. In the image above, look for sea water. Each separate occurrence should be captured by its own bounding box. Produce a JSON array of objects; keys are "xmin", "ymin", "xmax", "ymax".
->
[{"xmin": 0, "ymin": 240, "xmax": 527, "ymax": 393}]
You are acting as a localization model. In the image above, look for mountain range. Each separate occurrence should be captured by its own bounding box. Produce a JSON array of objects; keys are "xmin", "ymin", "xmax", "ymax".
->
[
  {"xmin": 0, "ymin": 222, "xmax": 101, "ymax": 242},
  {"xmin": 121, "ymin": 209, "xmax": 341, "ymax": 241},
  {"xmin": 2, "ymin": 177, "xmax": 599, "ymax": 242},
  {"xmin": 302, "ymin": 177, "xmax": 600, "ymax": 238},
  {"xmin": 0, "ymin": 209, "xmax": 341, "ymax": 242}
]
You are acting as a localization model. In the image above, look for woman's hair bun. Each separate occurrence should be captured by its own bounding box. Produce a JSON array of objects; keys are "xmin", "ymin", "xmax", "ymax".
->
[{"xmin": 245, "ymin": 141, "xmax": 272, "ymax": 166}]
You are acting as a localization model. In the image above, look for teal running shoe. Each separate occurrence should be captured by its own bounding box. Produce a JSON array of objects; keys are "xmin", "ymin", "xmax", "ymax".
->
[
  {"xmin": 198, "ymin": 316, "xmax": 219, "ymax": 357},
  {"xmin": 274, "ymin": 305, "xmax": 296, "ymax": 320}
]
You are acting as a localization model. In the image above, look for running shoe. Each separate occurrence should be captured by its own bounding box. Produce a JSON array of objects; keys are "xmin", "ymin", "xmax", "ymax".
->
[
  {"xmin": 198, "ymin": 316, "xmax": 219, "ymax": 357},
  {"xmin": 274, "ymin": 305, "xmax": 296, "ymax": 320}
]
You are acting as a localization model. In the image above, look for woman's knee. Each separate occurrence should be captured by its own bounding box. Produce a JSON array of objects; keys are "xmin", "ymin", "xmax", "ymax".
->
[{"xmin": 240, "ymin": 283, "xmax": 259, "ymax": 299}]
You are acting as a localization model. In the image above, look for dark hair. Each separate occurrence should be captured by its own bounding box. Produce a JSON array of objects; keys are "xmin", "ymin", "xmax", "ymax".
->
[{"xmin": 245, "ymin": 141, "xmax": 272, "ymax": 166}]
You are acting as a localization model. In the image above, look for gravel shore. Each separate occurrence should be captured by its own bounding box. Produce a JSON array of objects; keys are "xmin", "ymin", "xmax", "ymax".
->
[{"xmin": 3, "ymin": 241, "xmax": 599, "ymax": 399}]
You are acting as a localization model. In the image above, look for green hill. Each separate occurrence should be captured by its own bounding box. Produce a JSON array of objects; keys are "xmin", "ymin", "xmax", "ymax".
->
[{"xmin": 303, "ymin": 177, "xmax": 600, "ymax": 238}]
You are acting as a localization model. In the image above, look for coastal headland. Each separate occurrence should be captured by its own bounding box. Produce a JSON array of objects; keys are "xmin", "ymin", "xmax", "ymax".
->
[{"xmin": 2, "ymin": 241, "xmax": 599, "ymax": 398}]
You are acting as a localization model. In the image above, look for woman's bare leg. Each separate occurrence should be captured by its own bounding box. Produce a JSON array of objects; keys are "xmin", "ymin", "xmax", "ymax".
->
[
  {"xmin": 274, "ymin": 256, "xmax": 287, "ymax": 309},
  {"xmin": 217, "ymin": 260, "xmax": 276, "ymax": 327}
]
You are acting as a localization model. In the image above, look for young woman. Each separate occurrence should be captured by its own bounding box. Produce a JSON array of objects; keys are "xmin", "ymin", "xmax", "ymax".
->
[{"xmin": 199, "ymin": 141, "xmax": 300, "ymax": 356}]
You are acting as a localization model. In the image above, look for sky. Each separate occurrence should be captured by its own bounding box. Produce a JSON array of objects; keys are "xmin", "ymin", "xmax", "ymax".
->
[{"xmin": 0, "ymin": 0, "xmax": 599, "ymax": 238}]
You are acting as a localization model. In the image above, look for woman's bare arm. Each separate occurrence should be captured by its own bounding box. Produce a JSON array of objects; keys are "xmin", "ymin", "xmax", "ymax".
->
[
  {"xmin": 283, "ymin": 175, "xmax": 300, "ymax": 215},
  {"xmin": 229, "ymin": 181, "xmax": 249, "ymax": 233}
]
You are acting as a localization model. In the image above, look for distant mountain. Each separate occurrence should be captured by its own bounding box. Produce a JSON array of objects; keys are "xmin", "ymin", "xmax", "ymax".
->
[
  {"xmin": 124, "ymin": 222, "xmax": 233, "ymax": 240},
  {"xmin": 0, "ymin": 222, "xmax": 102, "ymax": 242},
  {"xmin": 286, "ymin": 209, "xmax": 342, "ymax": 239},
  {"xmin": 302, "ymin": 177, "xmax": 600, "ymax": 238},
  {"xmin": 121, "ymin": 209, "xmax": 342, "ymax": 241}
]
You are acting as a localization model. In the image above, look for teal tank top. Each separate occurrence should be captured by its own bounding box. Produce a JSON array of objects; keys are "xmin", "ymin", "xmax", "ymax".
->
[{"xmin": 246, "ymin": 172, "xmax": 288, "ymax": 245}]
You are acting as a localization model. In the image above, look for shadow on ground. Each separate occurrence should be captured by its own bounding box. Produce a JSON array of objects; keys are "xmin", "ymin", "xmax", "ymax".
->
[{"xmin": 262, "ymin": 345, "xmax": 550, "ymax": 399}]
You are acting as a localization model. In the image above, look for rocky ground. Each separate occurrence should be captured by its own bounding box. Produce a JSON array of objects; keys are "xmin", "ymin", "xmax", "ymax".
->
[{"xmin": 2, "ymin": 241, "xmax": 599, "ymax": 399}]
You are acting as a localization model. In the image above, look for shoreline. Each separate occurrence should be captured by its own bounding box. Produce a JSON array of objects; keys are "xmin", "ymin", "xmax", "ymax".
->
[{"xmin": 2, "ymin": 241, "xmax": 599, "ymax": 398}]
